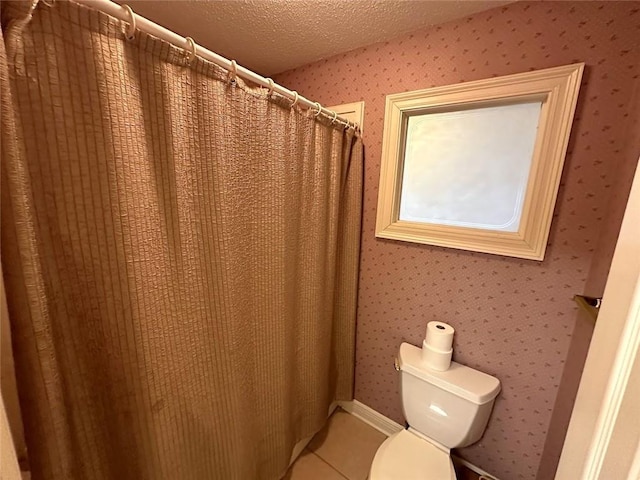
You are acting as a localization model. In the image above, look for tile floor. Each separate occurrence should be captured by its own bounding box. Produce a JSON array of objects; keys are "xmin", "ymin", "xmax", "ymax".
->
[
  {"xmin": 284, "ymin": 409, "xmax": 482, "ymax": 480},
  {"xmin": 21, "ymin": 409, "xmax": 480, "ymax": 480},
  {"xmin": 284, "ymin": 409, "xmax": 386, "ymax": 480}
]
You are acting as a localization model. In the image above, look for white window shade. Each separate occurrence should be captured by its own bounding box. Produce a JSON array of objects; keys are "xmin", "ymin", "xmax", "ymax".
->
[{"xmin": 399, "ymin": 102, "xmax": 542, "ymax": 232}]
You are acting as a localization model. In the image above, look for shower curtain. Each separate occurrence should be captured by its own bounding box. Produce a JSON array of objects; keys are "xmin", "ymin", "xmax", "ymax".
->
[{"xmin": 0, "ymin": 2, "xmax": 363, "ymax": 479}]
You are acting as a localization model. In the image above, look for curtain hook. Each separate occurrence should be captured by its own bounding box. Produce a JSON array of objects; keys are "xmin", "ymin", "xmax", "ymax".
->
[
  {"xmin": 185, "ymin": 37, "xmax": 197, "ymax": 64},
  {"xmin": 290, "ymin": 91, "xmax": 299, "ymax": 109},
  {"xmin": 330, "ymin": 111, "xmax": 338, "ymax": 124},
  {"xmin": 313, "ymin": 102, "xmax": 322, "ymax": 118},
  {"xmin": 122, "ymin": 5, "xmax": 136, "ymax": 41},
  {"xmin": 289, "ymin": 90, "xmax": 299, "ymax": 108},
  {"xmin": 266, "ymin": 78, "xmax": 275, "ymax": 97},
  {"xmin": 229, "ymin": 60, "xmax": 237, "ymax": 83}
]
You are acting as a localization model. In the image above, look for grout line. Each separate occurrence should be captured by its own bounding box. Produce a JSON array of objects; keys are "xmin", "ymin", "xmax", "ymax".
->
[
  {"xmin": 310, "ymin": 451, "xmax": 351, "ymax": 480},
  {"xmin": 309, "ymin": 411, "xmax": 381, "ymax": 480}
]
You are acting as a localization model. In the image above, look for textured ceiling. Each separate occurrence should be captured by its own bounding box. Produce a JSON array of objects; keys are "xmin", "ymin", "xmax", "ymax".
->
[{"xmin": 121, "ymin": 1, "xmax": 513, "ymax": 76}]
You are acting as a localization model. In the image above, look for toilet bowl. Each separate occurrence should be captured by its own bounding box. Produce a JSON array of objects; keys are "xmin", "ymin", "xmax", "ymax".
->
[
  {"xmin": 369, "ymin": 429, "xmax": 455, "ymax": 480},
  {"xmin": 369, "ymin": 342, "xmax": 500, "ymax": 479}
]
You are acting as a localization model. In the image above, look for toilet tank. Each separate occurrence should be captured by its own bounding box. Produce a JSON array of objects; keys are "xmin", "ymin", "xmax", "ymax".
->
[{"xmin": 398, "ymin": 342, "xmax": 500, "ymax": 449}]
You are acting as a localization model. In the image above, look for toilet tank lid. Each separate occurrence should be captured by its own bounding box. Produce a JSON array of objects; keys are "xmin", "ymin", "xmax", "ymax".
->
[{"xmin": 399, "ymin": 343, "xmax": 501, "ymax": 404}]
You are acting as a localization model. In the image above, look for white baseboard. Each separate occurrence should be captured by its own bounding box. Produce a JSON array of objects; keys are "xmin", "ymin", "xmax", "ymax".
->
[
  {"xmin": 338, "ymin": 399, "xmax": 498, "ymax": 480},
  {"xmin": 452, "ymin": 455, "xmax": 498, "ymax": 480},
  {"xmin": 338, "ymin": 399, "xmax": 404, "ymax": 436}
]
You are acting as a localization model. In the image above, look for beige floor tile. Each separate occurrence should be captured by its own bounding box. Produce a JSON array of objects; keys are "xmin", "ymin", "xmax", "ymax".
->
[
  {"xmin": 283, "ymin": 449, "xmax": 347, "ymax": 480},
  {"xmin": 308, "ymin": 410, "xmax": 387, "ymax": 480}
]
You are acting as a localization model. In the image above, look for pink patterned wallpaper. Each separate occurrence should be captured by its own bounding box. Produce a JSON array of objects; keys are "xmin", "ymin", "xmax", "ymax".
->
[{"xmin": 276, "ymin": 2, "xmax": 639, "ymax": 479}]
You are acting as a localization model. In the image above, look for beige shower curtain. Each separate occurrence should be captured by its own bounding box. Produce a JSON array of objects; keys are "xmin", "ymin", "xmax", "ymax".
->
[{"xmin": 0, "ymin": 2, "xmax": 363, "ymax": 479}]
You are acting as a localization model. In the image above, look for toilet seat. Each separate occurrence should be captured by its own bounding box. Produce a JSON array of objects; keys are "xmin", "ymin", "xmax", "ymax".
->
[{"xmin": 369, "ymin": 429, "xmax": 456, "ymax": 480}]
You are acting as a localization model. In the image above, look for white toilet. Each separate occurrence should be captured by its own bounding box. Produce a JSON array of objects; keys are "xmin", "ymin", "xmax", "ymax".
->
[{"xmin": 369, "ymin": 342, "xmax": 501, "ymax": 480}]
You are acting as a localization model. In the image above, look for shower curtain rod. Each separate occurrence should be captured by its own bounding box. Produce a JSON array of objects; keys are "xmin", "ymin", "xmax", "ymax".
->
[{"xmin": 66, "ymin": 0, "xmax": 357, "ymax": 130}]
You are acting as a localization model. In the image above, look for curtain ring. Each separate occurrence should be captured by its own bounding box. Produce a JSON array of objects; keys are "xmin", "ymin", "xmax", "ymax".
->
[
  {"xmin": 185, "ymin": 37, "xmax": 197, "ymax": 64},
  {"xmin": 229, "ymin": 60, "xmax": 237, "ymax": 82},
  {"xmin": 290, "ymin": 91, "xmax": 299, "ymax": 108},
  {"xmin": 41, "ymin": 0, "xmax": 55, "ymax": 6},
  {"xmin": 313, "ymin": 102, "xmax": 322, "ymax": 118},
  {"xmin": 266, "ymin": 78, "xmax": 275, "ymax": 97},
  {"xmin": 330, "ymin": 111, "xmax": 338, "ymax": 124},
  {"xmin": 122, "ymin": 5, "xmax": 136, "ymax": 40}
]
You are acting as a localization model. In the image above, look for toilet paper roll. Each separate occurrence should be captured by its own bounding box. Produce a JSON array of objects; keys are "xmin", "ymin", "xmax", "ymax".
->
[
  {"xmin": 421, "ymin": 341, "xmax": 453, "ymax": 371},
  {"xmin": 425, "ymin": 321, "xmax": 455, "ymax": 352}
]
